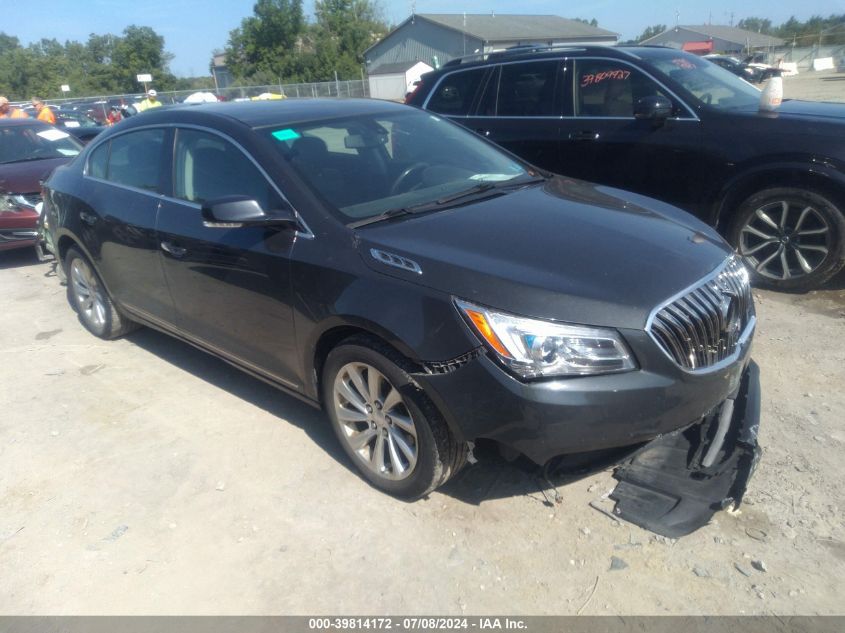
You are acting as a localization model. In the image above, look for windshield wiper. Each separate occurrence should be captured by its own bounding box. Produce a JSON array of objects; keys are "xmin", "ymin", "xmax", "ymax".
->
[
  {"xmin": 348, "ymin": 207, "xmax": 413, "ymax": 229},
  {"xmin": 348, "ymin": 177, "xmax": 546, "ymax": 229},
  {"xmin": 433, "ymin": 182, "xmax": 497, "ymax": 205}
]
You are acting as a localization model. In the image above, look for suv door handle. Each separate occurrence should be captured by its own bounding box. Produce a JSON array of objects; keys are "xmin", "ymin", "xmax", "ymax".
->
[
  {"xmin": 160, "ymin": 241, "xmax": 187, "ymax": 258},
  {"xmin": 569, "ymin": 130, "xmax": 600, "ymax": 141},
  {"xmin": 79, "ymin": 211, "xmax": 98, "ymax": 226}
]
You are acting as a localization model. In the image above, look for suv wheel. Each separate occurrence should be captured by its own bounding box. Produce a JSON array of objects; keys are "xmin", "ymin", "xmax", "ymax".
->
[
  {"xmin": 65, "ymin": 247, "xmax": 137, "ymax": 339},
  {"xmin": 728, "ymin": 187, "xmax": 845, "ymax": 290},
  {"xmin": 322, "ymin": 336, "xmax": 467, "ymax": 499}
]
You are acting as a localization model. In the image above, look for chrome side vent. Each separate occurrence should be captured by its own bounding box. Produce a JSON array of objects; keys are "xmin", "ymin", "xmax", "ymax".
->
[
  {"xmin": 369, "ymin": 249, "xmax": 422, "ymax": 275},
  {"xmin": 647, "ymin": 256, "xmax": 755, "ymax": 371}
]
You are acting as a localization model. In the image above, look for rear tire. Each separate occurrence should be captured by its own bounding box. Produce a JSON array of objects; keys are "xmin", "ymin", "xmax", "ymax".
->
[
  {"xmin": 727, "ymin": 187, "xmax": 845, "ymax": 291},
  {"xmin": 65, "ymin": 247, "xmax": 138, "ymax": 339},
  {"xmin": 322, "ymin": 336, "xmax": 467, "ymax": 500}
]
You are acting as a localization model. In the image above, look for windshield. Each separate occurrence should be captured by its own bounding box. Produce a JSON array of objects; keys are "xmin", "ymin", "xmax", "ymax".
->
[
  {"xmin": 0, "ymin": 124, "xmax": 83, "ymax": 164},
  {"xmin": 641, "ymin": 50, "xmax": 762, "ymax": 111},
  {"xmin": 262, "ymin": 109, "xmax": 531, "ymax": 222}
]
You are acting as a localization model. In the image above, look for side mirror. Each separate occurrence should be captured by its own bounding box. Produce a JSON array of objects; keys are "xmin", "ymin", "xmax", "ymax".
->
[
  {"xmin": 634, "ymin": 95, "xmax": 674, "ymax": 122},
  {"xmin": 202, "ymin": 195, "xmax": 299, "ymax": 229}
]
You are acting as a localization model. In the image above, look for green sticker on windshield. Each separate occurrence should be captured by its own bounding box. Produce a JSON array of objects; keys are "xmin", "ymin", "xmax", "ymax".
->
[{"xmin": 272, "ymin": 128, "xmax": 300, "ymax": 141}]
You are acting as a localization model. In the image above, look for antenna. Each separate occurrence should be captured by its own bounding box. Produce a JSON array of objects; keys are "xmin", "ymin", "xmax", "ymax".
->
[{"xmin": 675, "ymin": 9, "xmax": 680, "ymax": 27}]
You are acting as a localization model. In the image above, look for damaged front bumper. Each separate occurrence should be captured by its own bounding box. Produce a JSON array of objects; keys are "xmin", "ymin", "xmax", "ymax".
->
[{"xmin": 609, "ymin": 360, "xmax": 762, "ymax": 537}]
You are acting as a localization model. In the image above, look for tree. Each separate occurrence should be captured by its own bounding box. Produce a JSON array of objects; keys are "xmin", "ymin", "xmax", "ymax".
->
[
  {"xmin": 224, "ymin": 0, "xmax": 306, "ymax": 82},
  {"xmin": 0, "ymin": 25, "xmax": 176, "ymax": 100},
  {"xmin": 312, "ymin": 0, "xmax": 388, "ymax": 79},
  {"xmin": 737, "ymin": 17, "xmax": 774, "ymax": 34},
  {"xmin": 573, "ymin": 18, "xmax": 599, "ymax": 28},
  {"xmin": 636, "ymin": 24, "xmax": 667, "ymax": 42}
]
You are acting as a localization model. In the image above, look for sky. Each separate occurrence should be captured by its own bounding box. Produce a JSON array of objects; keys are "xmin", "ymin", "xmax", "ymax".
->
[{"xmin": 3, "ymin": 0, "xmax": 841, "ymax": 77}]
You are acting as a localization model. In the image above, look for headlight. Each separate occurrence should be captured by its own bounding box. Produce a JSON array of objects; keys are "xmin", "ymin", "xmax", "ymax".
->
[
  {"xmin": 0, "ymin": 194, "xmax": 37, "ymax": 213},
  {"xmin": 455, "ymin": 299, "xmax": 636, "ymax": 379}
]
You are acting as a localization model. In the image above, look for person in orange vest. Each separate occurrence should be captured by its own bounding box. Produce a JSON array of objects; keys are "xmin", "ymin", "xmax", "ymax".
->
[
  {"xmin": 0, "ymin": 96, "xmax": 29, "ymax": 118},
  {"xmin": 32, "ymin": 97, "xmax": 56, "ymax": 124}
]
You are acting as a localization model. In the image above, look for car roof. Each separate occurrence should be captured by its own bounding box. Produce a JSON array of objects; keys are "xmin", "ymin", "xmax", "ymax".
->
[
  {"xmin": 428, "ymin": 45, "xmax": 686, "ymax": 73},
  {"xmin": 0, "ymin": 118, "xmax": 53, "ymax": 129},
  {"xmin": 129, "ymin": 98, "xmax": 409, "ymax": 129}
]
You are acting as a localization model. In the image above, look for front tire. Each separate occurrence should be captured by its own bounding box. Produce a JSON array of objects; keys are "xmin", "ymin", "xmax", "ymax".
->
[
  {"xmin": 322, "ymin": 336, "xmax": 467, "ymax": 500},
  {"xmin": 65, "ymin": 247, "xmax": 137, "ymax": 339},
  {"xmin": 728, "ymin": 187, "xmax": 845, "ymax": 291}
]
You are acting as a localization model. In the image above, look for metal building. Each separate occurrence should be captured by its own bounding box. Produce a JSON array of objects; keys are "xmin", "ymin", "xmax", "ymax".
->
[
  {"xmin": 363, "ymin": 13, "xmax": 618, "ymax": 72},
  {"xmin": 640, "ymin": 25, "xmax": 784, "ymax": 54}
]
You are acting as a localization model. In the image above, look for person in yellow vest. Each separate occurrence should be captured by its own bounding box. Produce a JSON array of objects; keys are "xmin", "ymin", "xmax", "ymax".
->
[
  {"xmin": 31, "ymin": 97, "xmax": 56, "ymax": 124},
  {"xmin": 0, "ymin": 96, "xmax": 29, "ymax": 119},
  {"xmin": 137, "ymin": 89, "xmax": 163, "ymax": 112}
]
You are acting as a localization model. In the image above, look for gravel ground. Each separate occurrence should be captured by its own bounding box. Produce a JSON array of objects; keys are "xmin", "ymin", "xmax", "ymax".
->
[
  {"xmin": 1, "ymin": 73, "xmax": 844, "ymax": 615},
  {"xmin": 783, "ymin": 69, "xmax": 845, "ymax": 103}
]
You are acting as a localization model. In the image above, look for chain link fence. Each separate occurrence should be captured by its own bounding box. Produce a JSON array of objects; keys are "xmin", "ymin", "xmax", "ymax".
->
[{"xmin": 11, "ymin": 79, "xmax": 370, "ymax": 114}]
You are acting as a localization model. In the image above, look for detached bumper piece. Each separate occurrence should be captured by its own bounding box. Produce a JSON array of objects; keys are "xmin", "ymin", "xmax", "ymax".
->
[{"xmin": 609, "ymin": 361, "xmax": 761, "ymax": 538}]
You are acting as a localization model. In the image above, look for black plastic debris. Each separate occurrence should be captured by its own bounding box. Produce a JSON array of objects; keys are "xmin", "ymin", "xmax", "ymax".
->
[{"xmin": 609, "ymin": 361, "xmax": 762, "ymax": 538}]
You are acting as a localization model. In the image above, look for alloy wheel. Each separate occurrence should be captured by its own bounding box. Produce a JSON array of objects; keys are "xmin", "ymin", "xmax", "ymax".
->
[
  {"xmin": 332, "ymin": 362, "xmax": 418, "ymax": 481},
  {"xmin": 70, "ymin": 258, "xmax": 107, "ymax": 329},
  {"xmin": 739, "ymin": 200, "xmax": 831, "ymax": 280}
]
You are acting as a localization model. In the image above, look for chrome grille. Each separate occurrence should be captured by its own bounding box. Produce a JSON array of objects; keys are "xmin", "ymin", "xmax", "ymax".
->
[{"xmin": 648, "ymin": 257, "xmax": 755, "ymax": 371}]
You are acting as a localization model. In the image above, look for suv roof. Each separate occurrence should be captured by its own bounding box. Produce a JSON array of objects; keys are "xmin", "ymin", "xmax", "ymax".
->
[{"xmin": 436, "ymin": 44, "xmax": 670, "ymax": 70}]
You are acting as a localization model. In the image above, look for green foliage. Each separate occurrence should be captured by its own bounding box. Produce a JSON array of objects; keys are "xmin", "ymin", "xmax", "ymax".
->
[
  {"xmin": 637, "ymin": 24, "xmax": 667, "ymax": 42},
  {"xmin": 775, "ymin": 14, "xmax": 845, "ymax": 45},
  {"xmin": 736, "ymin": 18, "xmax": 774, "ymax": 35},
  {"xmin": 225, "ymin": 0, "xmax": 307, "ymax": 82},
  {"xmin": 224, "ymin": 0, "xmax": 387, "ymax": 83},
  {"xmin": 0, "ymin": 25, "xmax": 181, "ymax": 100},
  {"xmin": 573, "ymin": 18, "xmax": 599, "ymax": 28}
]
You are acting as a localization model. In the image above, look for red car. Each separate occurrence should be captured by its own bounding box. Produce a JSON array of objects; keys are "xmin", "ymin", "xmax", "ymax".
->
[{"xmin": 0, "ymin": 119, "xmax": 82, "ymax": 252}]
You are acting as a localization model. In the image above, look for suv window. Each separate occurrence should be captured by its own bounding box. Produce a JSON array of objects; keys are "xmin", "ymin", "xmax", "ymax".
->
[
  {"xmin": 496, "ymin": 60, "xmax": 560, "ymax": 117},
  {"xmin": 103, "ymin": 129, "xmax": 165, "ymax": 191},
  {"xmin": 574, "ymin": 60, "xmax": 672, "ymax": 118},
  {"xmin": 173, "ymin": 128, "xmax": 280, "ymax": 210},
  {"xmin": 427, "ymin": 68, "xmax": 487, "ymax": 116}
]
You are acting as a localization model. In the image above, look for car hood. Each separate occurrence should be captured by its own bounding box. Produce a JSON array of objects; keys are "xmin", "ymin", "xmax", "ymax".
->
[
  {"xmin": 0, "ymin": 157, "xmax": 70, "ymax": 194},
  {"xmin": 731, "ymin": 99, "xmax": 845, "ymax": 122},
  {"xmin": 357, "ymin": 177, "xmax": 733, "ymax": 330}
]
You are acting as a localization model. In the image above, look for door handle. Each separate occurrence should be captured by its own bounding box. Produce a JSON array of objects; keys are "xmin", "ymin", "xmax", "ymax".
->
[
  {"xmin": 569, "ymin": 130, "xmax": 600, "ymax": 141},
  {"xmin": 475, "ymin": 128, "xmax": 490, "ymax": 137},
  {"xmin": 160, "ymin": 241, "xmax": 187, "ymax": 258},
  {"xmin": 79, "ymin": 211, "xmax": 98, "ymax": 226}
]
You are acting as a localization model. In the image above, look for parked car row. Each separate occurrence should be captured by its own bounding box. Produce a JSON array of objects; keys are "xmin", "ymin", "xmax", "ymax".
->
[{"xmin": 8, "ymin": 45, "xmax": 841, "ymax": 534}]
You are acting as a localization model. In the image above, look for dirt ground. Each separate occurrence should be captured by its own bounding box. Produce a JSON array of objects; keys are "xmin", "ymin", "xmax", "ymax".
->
[
  {"xmin": 1, "ymin": 73, "xmax": 844, "ymax": 616},
  {"xmin": 783, "ymin": 69, "xmax": 845, "ymax": 102}
]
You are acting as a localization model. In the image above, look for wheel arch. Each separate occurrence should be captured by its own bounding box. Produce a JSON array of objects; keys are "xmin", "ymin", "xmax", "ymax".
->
[
  {"xmin": 307, "ymin": 318, "xmax": 426, "ymax": 407},
  {"xmin": 714, "ymin": 164, "xmax": 845, "ymax": 234}
]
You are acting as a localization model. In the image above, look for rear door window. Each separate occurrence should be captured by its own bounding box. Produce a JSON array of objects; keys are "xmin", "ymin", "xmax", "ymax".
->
[
  {"xmin": 426, "ymin": 68, "xmax": 488, "ymax": 116},
  {"xmin": 496, "ymin": 60, "xmax": 561, "ymax": 116},
  {"xmin": 105, "ymin": 129, "xmax": 166, "ymax": 191}
]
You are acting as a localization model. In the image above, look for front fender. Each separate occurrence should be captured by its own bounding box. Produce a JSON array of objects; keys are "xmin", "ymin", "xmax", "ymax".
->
[{"xmin": 293, "ymin": 262, "xmax": 477, "ymax": 402}]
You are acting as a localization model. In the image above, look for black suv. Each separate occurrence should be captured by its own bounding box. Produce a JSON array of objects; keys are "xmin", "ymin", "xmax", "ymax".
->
[
  {"xmin": 42, "ymin": 100, "xmax": 760, "ymax": 534},
  {"xmin": 408, "ymin": 45, "xmax": 845, "ymax": 290}
]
